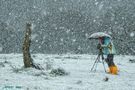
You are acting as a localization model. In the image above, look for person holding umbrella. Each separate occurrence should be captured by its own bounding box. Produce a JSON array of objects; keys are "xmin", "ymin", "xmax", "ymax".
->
[
  {"xmin": 98, "ymin": 36, "xmax": 118, "ymax": 75},
  {"xmin": 89, "ymin": 32, "xmax": 118, "ymax": 75}
]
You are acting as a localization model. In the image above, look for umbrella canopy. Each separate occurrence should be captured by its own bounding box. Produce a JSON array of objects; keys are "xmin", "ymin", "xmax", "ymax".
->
[{"xmin": 88, "ymin": 32, "xmax": 112, "ymax": 39}]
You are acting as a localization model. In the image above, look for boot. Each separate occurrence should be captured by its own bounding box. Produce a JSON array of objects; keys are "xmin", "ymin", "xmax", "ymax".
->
[{"xmin": 108, "ymin": 65, "xmax": 118, "ymax": 75}]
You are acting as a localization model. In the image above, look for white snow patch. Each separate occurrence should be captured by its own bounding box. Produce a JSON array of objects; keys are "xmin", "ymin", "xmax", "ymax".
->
[
  {"xmin": 72, "ymin": 39, "xmax": 76, "ymax": 42},
  {"xmin": 99, "ymin": 3, "xmax": 104, "ymax": 10},
  {"xmin": 59, "ymin": 27, "xmax": 65, "ymax": 29},
  {"xmin": 130, "ymin": 32, "xmax": 134, "ymax": 37},
  {"xmin": 42, "ymin": 10, "xmax": 50, "ymax": 16},
  {"xmin": 31, "ymin": 23, "xmax": 36, "ymax": 30},
  {"xmin": 35, "ymin": 40, "xmax": 39, "ymax": 42},
  {"xmin": 95, "ymin": 2, "xmax": 99, "ymax": 5},
  {"xmin": 93, "ymin": 19, "xmax": 96, "ymax": 22},
  {"xmin": 0, "ymin": 54, "xmax": 135, "ymax": 90},
  {"xmin": 60, "ymin": 38, "xmax": 64, "ymax": 42},
  {"xmin": 59, "ymin": 7, "xmax": 63, "ymax": 12},
  {"xmin": 31, "ymin": 34, "xmax": 38, "ymax": 40},
  {"xmin": 66, "ymin": 29, "xmax": 70, "ymax": 33},
  {"xmin": 38, "ymin": 46, "xmax": 41, "ymax": 49}
]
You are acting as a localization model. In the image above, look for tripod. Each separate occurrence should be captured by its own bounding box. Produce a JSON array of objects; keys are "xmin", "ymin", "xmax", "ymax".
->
[{"xmin": 91, "ymin": 48, "xmax": 107, "ymax": 72}]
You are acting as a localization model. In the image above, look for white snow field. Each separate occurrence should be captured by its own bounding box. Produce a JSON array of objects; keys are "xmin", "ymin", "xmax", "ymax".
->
[{"xmin": 0, "ymin": 54, "xmax": 135, "ymax": 90}]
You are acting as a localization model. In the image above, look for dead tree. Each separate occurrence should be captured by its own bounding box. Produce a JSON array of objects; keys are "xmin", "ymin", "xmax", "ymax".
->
[
  {"xmin": 22, "ymin": 23, "xmax": 43, "ymax": 70},
  {"xmin": 22, "ymin": 23, "xmax": 33, "ymax": 68}
]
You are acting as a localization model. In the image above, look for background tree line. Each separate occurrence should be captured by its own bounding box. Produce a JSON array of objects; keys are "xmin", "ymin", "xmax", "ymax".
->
[{"xmin": 0, "ymin": 0, "xmax": 135, "ymax": 55}]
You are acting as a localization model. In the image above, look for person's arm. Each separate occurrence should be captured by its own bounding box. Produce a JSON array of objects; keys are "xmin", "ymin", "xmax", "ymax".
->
[{"xmin": 101, "ymin": 42, "xmax": 112, "ymax": 49}]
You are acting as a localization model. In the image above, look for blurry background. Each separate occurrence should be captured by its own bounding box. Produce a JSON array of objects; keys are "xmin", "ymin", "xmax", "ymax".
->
[{"xmin": 0, "ymin": 0, "xmax": 135, "ymax": 55}]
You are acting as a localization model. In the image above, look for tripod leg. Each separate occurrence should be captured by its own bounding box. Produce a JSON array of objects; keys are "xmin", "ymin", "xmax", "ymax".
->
[
  {"xmin": 91, "ymin": 60, "xmax": 97, "ymax": 71},
  {"xmin": 102, "ymin": 58, "xmax": 107, "ymax": 72},
  {"xmin": 91, "ymin": 55, "xmax": 100, "ymax": 71},
  {"xmin": 94, "ymin": 57, "xmax": 100, "ymax": 71}
]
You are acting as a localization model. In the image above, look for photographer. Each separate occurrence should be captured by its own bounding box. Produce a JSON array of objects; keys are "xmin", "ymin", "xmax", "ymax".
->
[{"xmin": 98, "ymin": 37, "xmax": 118, "ymax": 75}]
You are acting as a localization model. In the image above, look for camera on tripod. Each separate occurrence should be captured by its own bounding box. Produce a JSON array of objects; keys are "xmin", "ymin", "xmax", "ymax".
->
[
  {"xmin": 97, "ymin": 43, "xmax": 104, "ymax": 55},
  {"xmin": 97, "ymin": 43, "xmax": 102, "ymax": 50}
]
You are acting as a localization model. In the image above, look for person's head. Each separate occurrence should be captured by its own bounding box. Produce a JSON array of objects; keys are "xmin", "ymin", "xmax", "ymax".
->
[{"xmin": 99, "ymin": 37, "xmax": 105, "ymax": 44}]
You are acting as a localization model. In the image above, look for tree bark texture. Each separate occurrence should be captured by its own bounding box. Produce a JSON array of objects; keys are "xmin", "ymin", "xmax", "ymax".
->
[{"xmin": 22, "ymin": 23, "xmax": 32, "ymax": 68}]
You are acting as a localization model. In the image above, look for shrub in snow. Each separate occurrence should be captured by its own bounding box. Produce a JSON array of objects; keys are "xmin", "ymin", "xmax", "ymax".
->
[
  {"xmin": 50, "ymin": 68, "xmax": 68, "ymax": 76},
  {"xmin": 76, "ymin": 80, "xmax": 82, "ymax": 84},
  {"xmin": 4, "ymin": 60, "xmax": 10, "ymax": 64},
  {"xmin": 129, "ymin": 59, "xmax": 135, "ymax": 63}
]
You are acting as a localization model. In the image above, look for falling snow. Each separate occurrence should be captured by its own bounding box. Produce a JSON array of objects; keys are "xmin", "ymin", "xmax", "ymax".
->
[
  {"xmin": 130, "ymin": 32, "xmax": 134, "ymax": 37},
  {"xmin": 0, "ymin": 0, "xmax": 135, "ymax": 89},
  {"xmin": 0, "ymin": 0, "xmax": 135, "ymax": 55}
]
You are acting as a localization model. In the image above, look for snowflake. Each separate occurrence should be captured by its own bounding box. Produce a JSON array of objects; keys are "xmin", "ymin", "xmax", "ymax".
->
[{"xmin": 130, "ymin": 32, "xmax": 134, "ymax": 37}]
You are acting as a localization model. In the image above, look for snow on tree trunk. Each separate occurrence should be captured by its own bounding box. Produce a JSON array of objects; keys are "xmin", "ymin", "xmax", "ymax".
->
[
  {"xmin": 22, "ymin": 23, "xmax": 33, "ymax": 68},
  {"xmin": 22, "ymin": 23, "xmax": 44, "ymax": 70}
]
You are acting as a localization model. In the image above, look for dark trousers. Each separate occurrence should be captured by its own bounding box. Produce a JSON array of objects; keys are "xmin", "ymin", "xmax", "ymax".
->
[{"xmin": 105, "ymin": 54, "xmax": 115, "ymax": 67}]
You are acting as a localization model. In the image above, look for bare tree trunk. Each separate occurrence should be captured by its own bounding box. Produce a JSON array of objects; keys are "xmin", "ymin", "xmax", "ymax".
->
[
  {"xmin": 22, "ymin": 23, "xmax": 33, "ymax": 68},
  {"xmin": 22, "ymin": 23, "xmax": 43, "ymax": 70}
]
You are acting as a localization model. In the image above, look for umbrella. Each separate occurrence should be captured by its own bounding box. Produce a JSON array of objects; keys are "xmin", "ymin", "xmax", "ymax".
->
[{"xmin": 88, "ymin": 32, "xmax": 112, "ymax": 39}]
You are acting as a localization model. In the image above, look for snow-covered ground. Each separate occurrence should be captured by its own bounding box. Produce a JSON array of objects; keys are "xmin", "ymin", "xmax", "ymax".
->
[{"xmin": 0, "ymin": 54, "xmax": 135, "ymax": 90}]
